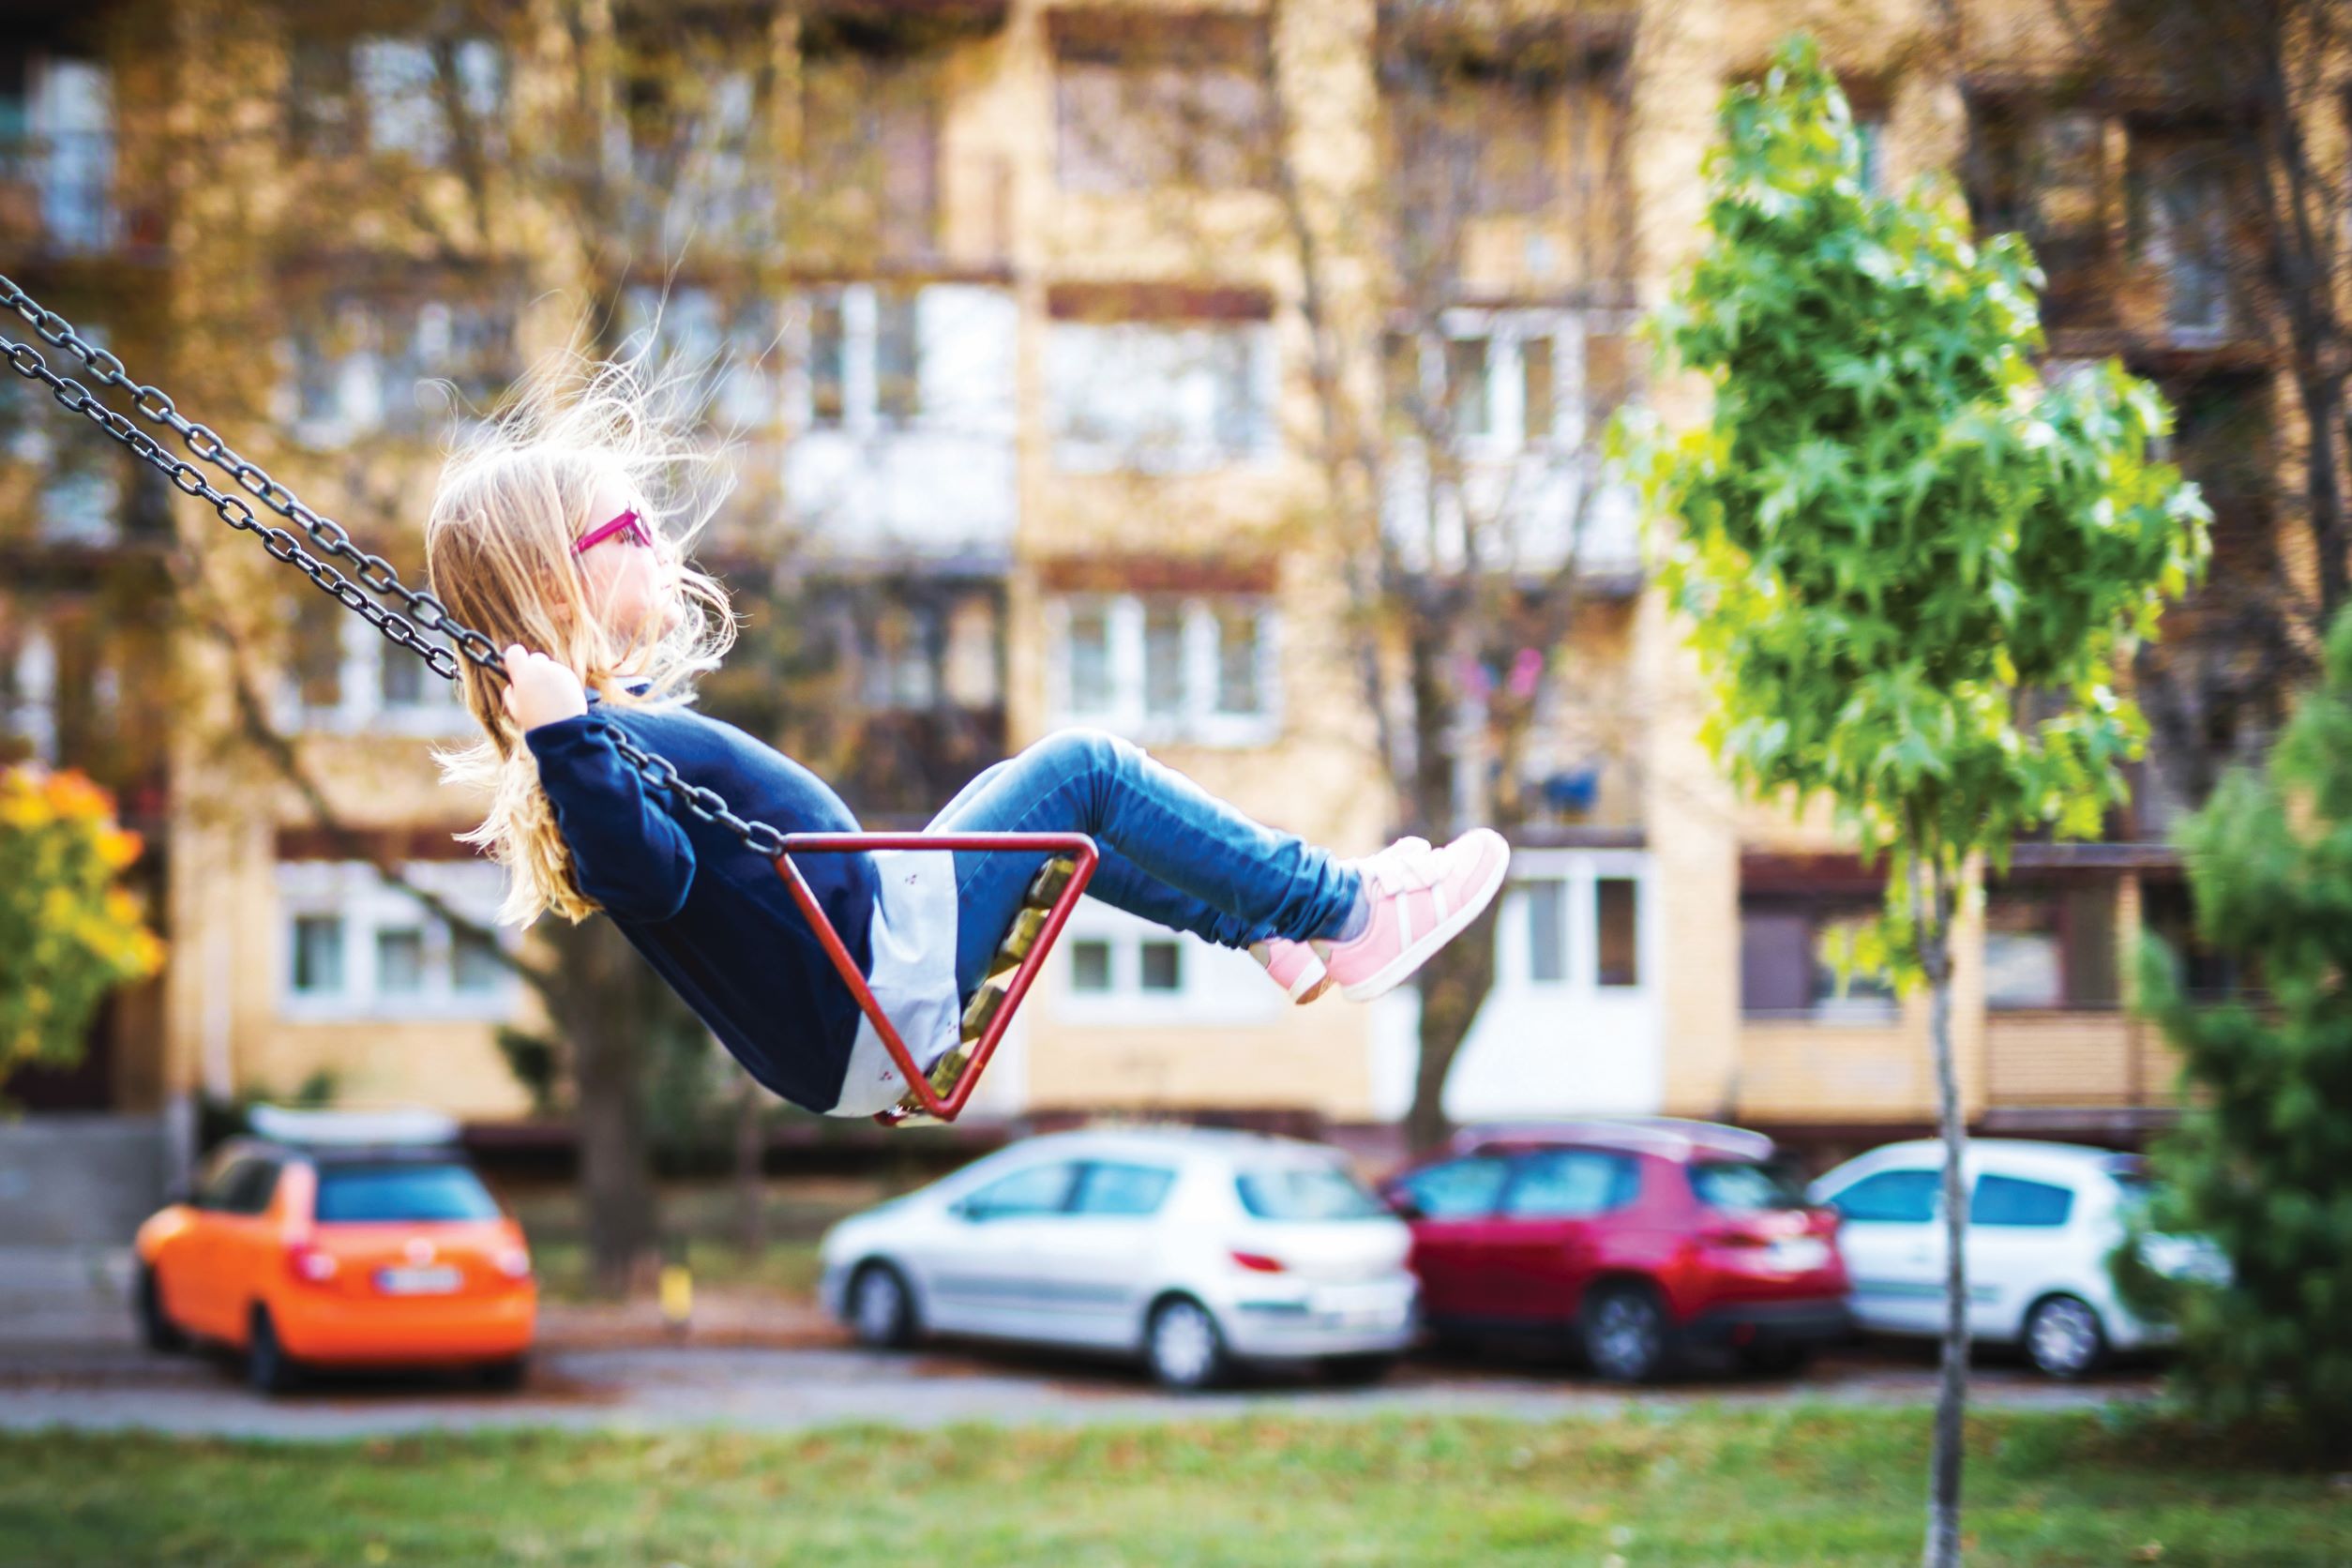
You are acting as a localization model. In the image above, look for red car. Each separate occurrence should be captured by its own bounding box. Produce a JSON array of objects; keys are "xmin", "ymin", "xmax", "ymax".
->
[{"xmin": 1380, "ymin": 1119, "xmax": 1847, "ymax": 1381}]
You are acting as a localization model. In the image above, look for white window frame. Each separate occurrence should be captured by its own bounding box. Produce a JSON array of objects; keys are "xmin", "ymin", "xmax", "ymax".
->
[
  {"xmin": 277, "ymin": 860, "xmax": 520, "ymax": 1022},
  {"xmin": 787, "ymin": 282, "xmax": 928, "ymax": 437},
  {"xmin": 1045, "ymin": 593, "xmax": 1281, "ymax": 747},
  {"xmin": 1497, "ymin": 849, "xmax": 1654, "ymax": 997},
  {"xmin": 1054, "ymin": 901, "xmax": 1283, "ymax": 1027},
  {"xmin": 281, "ymin": 609, "xmax": 472, "ymax": 737},
  {"xmin": 1397, "ymin": 308, "xmax": 1599, "ymax": 456}
]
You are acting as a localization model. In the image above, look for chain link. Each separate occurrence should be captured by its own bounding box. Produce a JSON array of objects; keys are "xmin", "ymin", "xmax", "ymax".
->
[{"xmin": 0, "ymin": 274, "xmax": 789, "ymax": 860}]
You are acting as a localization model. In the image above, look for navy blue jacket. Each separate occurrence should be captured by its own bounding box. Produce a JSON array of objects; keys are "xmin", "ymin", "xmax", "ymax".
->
[{"xmin": 523, "ymin": 690, "xmax": 876, "ymax": 1113}]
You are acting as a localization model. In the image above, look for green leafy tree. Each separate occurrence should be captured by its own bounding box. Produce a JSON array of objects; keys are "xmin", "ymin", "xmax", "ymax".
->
[
  {"xmin": 1630, "ymin": 39, "xmax": 2209, "ymax": 1567},
  {"xmin": 2132, "ymin": 607, "xmax": 2352, "ymax": 1450},
  {"xmin": 0, "ymin": 764, "xmax": 164, "ymax": 1092}
]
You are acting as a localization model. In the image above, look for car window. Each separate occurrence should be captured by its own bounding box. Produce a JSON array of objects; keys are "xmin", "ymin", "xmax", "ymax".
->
[
  {"xmin": 1237, "ymin": 1165, "xmax": 1386, "ymax": 1222},
  {"xmin": 194, "ymin": 1153, "xmax": 251, "ymax": 1212},
  {"xmin": 223, "ymin": 1160, "xmax": 282, "ymax": 1216},
  {"xmin": 1500, "ymin": 1151, "xmax": 1639, "ymax": 1217},
  {"xmin": 1830, "ymin": 1168, "xmax": 1939, "ymax": 1224},
  {"xmin": 1393, "ymin": 1155, "xmax": 1511, "ymax": 1220},
  {"xmin": 1070, "ymin": 1162, "xmax": 1178, "ymax": 1218},
  {"xmin": 961, "ymin": 1161, "xmax": 1078, "ymax": 1221},
  {"xmin": 1970, "ymin": 1173, "xmax": 2074, "ymax": 1229},
  {"xmin": 315, "ymin": 1164, "xmax": 500, "ymax": 1224},
  {"xmin": 1690, "ymin": 1160, "xmax": 1809, "ymax": 1214}
]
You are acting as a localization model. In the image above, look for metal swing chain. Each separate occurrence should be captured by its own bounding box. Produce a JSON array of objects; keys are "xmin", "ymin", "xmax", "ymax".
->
[{"xmin": 0, "ymin": 274, "xmax": 792, "ymax": 860}]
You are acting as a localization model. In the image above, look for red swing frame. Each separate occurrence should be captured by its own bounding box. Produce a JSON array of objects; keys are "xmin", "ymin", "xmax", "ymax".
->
[{"xmin": 772, "ymin": 832, "xmax": 1099, "ymax": 1124}]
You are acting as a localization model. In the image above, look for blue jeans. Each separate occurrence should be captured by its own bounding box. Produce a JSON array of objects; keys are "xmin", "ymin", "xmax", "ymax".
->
[{"xmin": 925, "ymin": 729, "xmax": 1365, "ymax": 1003}]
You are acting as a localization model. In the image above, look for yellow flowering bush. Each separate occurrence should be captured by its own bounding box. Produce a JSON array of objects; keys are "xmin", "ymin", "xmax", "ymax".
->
[{"xmin": 1, "ymin": 764, "xmax": 165, "ymax": 1082}]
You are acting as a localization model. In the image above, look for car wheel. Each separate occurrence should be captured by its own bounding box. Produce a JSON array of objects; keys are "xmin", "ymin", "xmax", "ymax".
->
[
  {"xmin": 476, "ymin": 1354, "xmax": 530, "ymax": 1392},
  {"xmin": 135, "ymin": 1264, "xmax": 187, "ymax": 1354},
  {"xmin": 2024, "ymin": 1294, "xmax": 2107, "ymax": 1380},
  {"xmin": 1583, "ymin": 1285, "xmax": 1672, "ymax": 1384},
  {"xmin": 246, "ymin": 1306, "xmax": 301, "ymax": 1396},
  {"xmin": 1323, "ymin": 1352, "xmax": 1398, "ymax": 1388},
  {"xmin": 848, "ymin": 1261, "xmax": 918, "ymax": 1349},
  {"xmin": 1145, "ymin": 1297, "xmax": 1228, "ymax": 1392}
]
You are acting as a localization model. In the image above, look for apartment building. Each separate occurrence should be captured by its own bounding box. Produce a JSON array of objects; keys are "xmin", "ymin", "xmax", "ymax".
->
[{"xmin": 0, "ymin": 0, "xmax": 2314, "ymax": 1153}]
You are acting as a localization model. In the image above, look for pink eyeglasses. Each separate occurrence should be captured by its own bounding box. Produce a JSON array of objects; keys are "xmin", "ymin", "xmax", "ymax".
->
[{"xmin": 573, "ymin": 507, "xmax": 652, "ymax": 555}]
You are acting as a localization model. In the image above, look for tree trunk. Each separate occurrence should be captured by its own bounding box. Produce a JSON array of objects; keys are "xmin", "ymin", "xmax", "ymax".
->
[
  {"xmin": 549, "ymin": 917, "xmax": 661, "ymax": 1296},
  {"xmin": 1403, "ymin": 904, "xmax": 1499, "ymax": 1153},
  {"xmin": 1920, "ymin": 878, "xmax": 1968, "ymax": 1568}
]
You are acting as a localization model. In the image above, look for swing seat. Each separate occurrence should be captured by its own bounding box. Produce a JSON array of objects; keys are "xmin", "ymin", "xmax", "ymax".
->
[{"xmin": 772, "ymin": 833, "xmax": 1098, "ymax": 1126}]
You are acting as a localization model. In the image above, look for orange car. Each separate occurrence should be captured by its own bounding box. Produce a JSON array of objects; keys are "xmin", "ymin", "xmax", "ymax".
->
[{"xmin": 134, "ymin": 1113, "xmax": 536, "ymax": 1395}]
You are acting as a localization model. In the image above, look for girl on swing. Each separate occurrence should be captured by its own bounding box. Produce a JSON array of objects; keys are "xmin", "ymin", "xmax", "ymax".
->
[{"xmin": 427, "ymin": 356, "xmax": 1509, "ymax": 1118}]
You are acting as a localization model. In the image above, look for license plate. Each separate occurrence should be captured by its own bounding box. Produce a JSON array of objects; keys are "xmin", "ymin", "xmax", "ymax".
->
[
  {"xmin": 376, "ymin": 1264, "xmax": 462, "ymax": 1295},
  {"xmin": 1768, "ymin": 1238, "xmax": 1831, "ymax": 1274}
]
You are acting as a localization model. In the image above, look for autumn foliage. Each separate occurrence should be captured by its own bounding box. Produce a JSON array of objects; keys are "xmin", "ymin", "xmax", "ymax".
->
[{"xmin": 0, "ymin": 764, "xmax": 165, "ymax": 1085}]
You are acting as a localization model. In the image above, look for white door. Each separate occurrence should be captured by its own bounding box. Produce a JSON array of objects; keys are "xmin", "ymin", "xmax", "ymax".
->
[
  {"xmin": 1823, "ymin": 1167, "xmax": 1946, "ymax": 1335},
  {"xmin": 1964, "ymin": 1170, "xmax": 2088, "ymax": 1340},
  {"xmin": 1440, "ymin": 850, "xmax": 1662, "ymax": 1120},
  {"xmin": 917, "ymin": 1160, "xmax": 1079, "ymax": 1342},
  {"xmin": 1044, "ymin": 1160, "xmax": 1180, "ymax": 1349}
]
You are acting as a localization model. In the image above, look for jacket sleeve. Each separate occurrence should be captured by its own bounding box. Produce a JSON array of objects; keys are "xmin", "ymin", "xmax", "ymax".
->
[{"xmin": 523, "ymin": 713, "xmax": 697, "ymax": 922}]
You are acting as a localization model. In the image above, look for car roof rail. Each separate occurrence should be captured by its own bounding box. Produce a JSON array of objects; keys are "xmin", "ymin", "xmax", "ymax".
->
[
  {"xmin": 1449, "ymin": 1116, "xmax": 1776, "ymax": 1162},
  {"xmin": 247, "ymin": 1104, "xmax": 461, "ymax": 1151}
]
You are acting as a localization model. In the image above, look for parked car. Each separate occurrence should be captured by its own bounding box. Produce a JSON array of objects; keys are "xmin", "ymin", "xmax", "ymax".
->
[
  {"xmin": 132, "ymin": 1106, "xmax": 536, "ymax": 1395},
  {"xmin": 1808, "ymin": 1138, "xmax": 2222, "ymax": 1379},
  {"xmin": 818, "ymin": 1125, "xmax": 1418, "ymax": 1390},
  {"xmin": 1380, "ymin": 1119, "xmax": 1849, "ymax": 1382}
]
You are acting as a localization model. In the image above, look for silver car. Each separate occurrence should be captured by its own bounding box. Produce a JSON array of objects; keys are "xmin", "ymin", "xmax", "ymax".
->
[{"xmin": 818, "ymin": 1125, "xmax": 1418, "ymax": 1389}]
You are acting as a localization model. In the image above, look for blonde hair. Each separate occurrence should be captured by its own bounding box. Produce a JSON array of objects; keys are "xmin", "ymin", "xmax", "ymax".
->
[{"xmin": 427, "ymin": 350, "xmax": 737, "ymax": 927}]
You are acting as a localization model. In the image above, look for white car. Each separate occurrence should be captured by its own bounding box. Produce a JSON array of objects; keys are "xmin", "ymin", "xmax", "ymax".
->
[
  {"xmin": 1809, "ymin": 1138, "xmax": 2222, "ymax": 1378},
  {"xmin": 818, "ymin": 1126, "xmax": 1419, "ymax": 1389}
]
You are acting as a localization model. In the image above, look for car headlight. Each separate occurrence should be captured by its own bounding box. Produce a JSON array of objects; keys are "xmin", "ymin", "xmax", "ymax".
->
[{"xmin": 2140, "ymin": 1234, "xmax": 2232, "ymax": 1286}]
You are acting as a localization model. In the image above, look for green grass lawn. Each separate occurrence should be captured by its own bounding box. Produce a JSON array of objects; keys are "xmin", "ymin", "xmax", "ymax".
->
[{"xmin": 4, "ymin": 1408, "xmax": 2344, "ymax": 1567}]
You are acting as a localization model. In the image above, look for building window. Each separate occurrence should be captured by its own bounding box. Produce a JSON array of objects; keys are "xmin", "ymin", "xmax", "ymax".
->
[
  {"xmin": 290, "ymin": 914, "xmax": 346, "ymax": 997},
  {"xmin": 1056, "ymin": 903, "xmax": 1278, "ymax": 1025},
  {"xmin": 1070, "ymin": 939, "xmax": 1112, "ymax": 993},
  {"xmin": 1053, "ymin": 17, "xmax": 1271, "ymax": 194},
  {"xmin": 0, "ymin": 53, "xmax": 117, "ymax": 252},
  {"xmin": 1741, "ymin": 897, "xmax": 1896, "ymax": 1020},
  {"xmin": 1048, "ymin": 595, "xmax": 1279, "ymax": 746},
  {"xmin": 1595, "ymin": 877, "xmax": 1638, "ymax": 988},
  {"xmin": 0, "ymin": 325, "xmax": 125, "ymax": 543},
  {"xmin": 285, "ymin": 294, "xmax": 520, "ymax": 445},
  {"xmin": 620, "ymin": 285, "xmax": 781, "ymax": 432},
  {"xmin": 796, "ymin": 284, "xmax": 930, "ymax": 435},
  {"xmin": 2129, "ymin": 137, "xmax": 2236, "ymax": 340},
  {"xmin": 1387, "ymin": 312, "xmax": 1603, "ymax": 450},
  {"xmin": 1524, "ymin": 877, "xmax": 1567, "ymax": 984},
  {"xmin": 279, "ymin": 861, "xmax": 516, "ymax": 1021},
  {"xmin": 284, "ymin": 595, "xmax": 468, "ymax": 735},
  {"xmin": 1855, "ymin": 113, "xmax": 1888, "ymax": 195},
  {"xmin": 1048, "ymin": 320, "xmax": 1275, "ymax": 474},
  {"xmin": 1984, "ymin": 882, "xmax": 2119, "ymax": 1011},
  {"xmin": 357, "ymin": 36, "xmax": 505, "ymax": 164},
  {"xmin": 1138, "ymin": 939, "xmax": 1182, "ymax": 992}
]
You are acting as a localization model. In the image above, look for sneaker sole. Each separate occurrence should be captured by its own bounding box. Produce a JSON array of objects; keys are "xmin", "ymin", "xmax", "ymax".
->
[{"xmin": 1336, "ymin": 833, "xmax": 1512, "ymax": 1003}]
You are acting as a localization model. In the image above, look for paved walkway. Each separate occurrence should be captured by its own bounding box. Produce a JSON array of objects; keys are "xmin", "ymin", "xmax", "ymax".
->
[{"xmin": 0, "ymin": 1339, "xmax": 2158, "ymax": 1441}]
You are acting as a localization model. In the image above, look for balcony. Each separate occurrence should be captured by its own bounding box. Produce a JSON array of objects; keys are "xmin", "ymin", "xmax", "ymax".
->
[{"xmin": 783, "ymin": 281, "xmax": 1018, "ymax": 566}]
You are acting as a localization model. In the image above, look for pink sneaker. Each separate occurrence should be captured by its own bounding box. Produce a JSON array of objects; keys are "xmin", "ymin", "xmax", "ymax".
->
[
  {"xmin": 1250, "ymin": 939, "xmax": 1334, "ymax": 1003},
  {"xmin": 1322, "ymin": 829, "xmax": 1512, "ymax": 1002}
]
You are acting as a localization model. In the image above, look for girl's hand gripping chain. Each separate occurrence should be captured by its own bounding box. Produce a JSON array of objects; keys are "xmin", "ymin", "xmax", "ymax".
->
[{"xmin": 502, "ymin": 644, "xmax": 588, "ymax": 733}]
